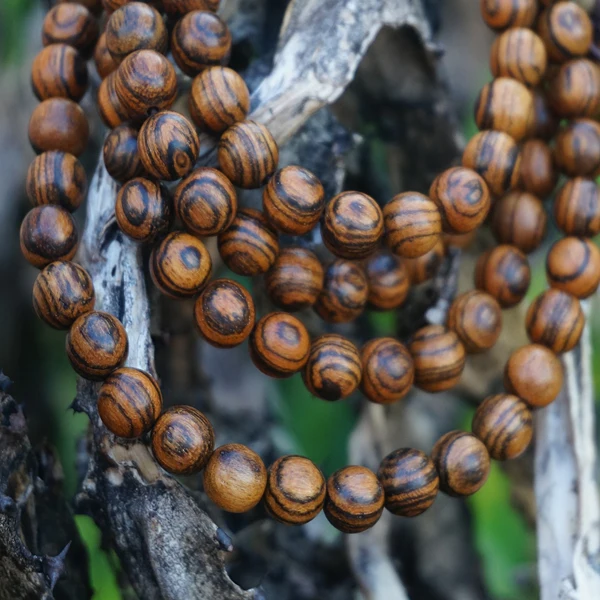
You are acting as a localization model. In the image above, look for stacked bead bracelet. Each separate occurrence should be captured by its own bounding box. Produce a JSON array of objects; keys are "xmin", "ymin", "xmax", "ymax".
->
[{"xmin": 21, "ymin": 0, "xmax": 600, "ymax": 532}]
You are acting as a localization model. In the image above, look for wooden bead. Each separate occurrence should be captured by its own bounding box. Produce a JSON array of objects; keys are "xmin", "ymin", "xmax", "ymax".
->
[
  {"xmin": 115, "ymin": 178, "xmax": 172, "ymax": 242},
  {"xmin": 174, "ymin": 167, "xmax": 237, "ymax": 236},
  {"xmin": 264, "ymin": 247, "xmax": 324, "ymax": 311},
  {"xmin": 171, "ymin": 11, "xmax": 231, "ymax": 76},
  {"xmin": 517, "ymin": 139, "xmax": 558, "ymax": 198},
  {"xmin": 203, "ymin": 444, "xmax": 267, "ymax": 513},
  {"xmin": 429, "ymin": 167, "xmax": 491, "ymax": 234},
  {"xmin": 264, "ymin": 456, "xmax": 326, "ymax": 525},
  {"xmin": 58, "ymin": 0, "xmax": 103, "ymax": 15},
  {"xmin": 504, "ymin": 344, "xmax": 563, "ymax": 408},
  {"xmin": 94, "ymin": 33, "xmax": 118, "ymax": 79},
  {"xmin": 555, "ymin": 119, "xmax": 600, "ymax": 178},
  {"xmin": 360, "ymin": 338, "xmax": 414, "ymax": 405},
  {"xmin": 462, "ymin": 130, "xmax": 521, "ymax": 196},
  {"xmin": 97, "ymin": 72, "xmax": 129, "ymax": 128},
  {"xmin": 163, "ymin": 0, "xmax": 220, "ymax": 17},
  {"xmin": 447, "ymin": 290, "xmax": 503, "ymax": 354},
  {"xmin": 303, "ymin": 334, "xmax": 362, "ymax": 401},
  {"xmin": 150, "ymin": 231, "xmax": 212, "ymax": 298},
  {"xmin": 249, "ymin": 312, "xmax": 310, "ymax": 378},
  {"xmin": 403, "ymin": 239, "xmax": 445, "ymax": 284},
  {"xmin": 480, "ymin": 0, "xmax": 538, "ymax": 31},
  {"xmin": 475, "ymin": 245, "xmax": 531, "ymax": 308},
  {"xmin": 383, "ymin": 192, "xmax": 442, "ymax": 258},
  {"xmin": 410, "ymin": 325, "xmax": 466, "ymax": 393},
  {"xmin": 26, "ymin": 151, "xmax": 86, "ymax": 212},
  {"xmin": 98, "ymin": 367, "xmax": 162, "ymax": 438},
  {"xmin": 554, "ymin": 177, "xmax": 600, "ymax": 237},
  {"xmin": 548, "ymin": 58, "xmax": 600, "ymax": 118},
  {"xmin": 31, "ymin": 44, "xmax": 88, "ymax": 102},
  {"xmin": 324, "ymin": 466, "xmax": 384, "ymax": 533},
  {"xmin": 364, "ymin": 249, "xmax": 410, "ymax": 311},
  {"xmin": 194, "ymin": 278, "xmax": 255, "ymax": 348},
  {"xmin": 103, "ymin": 125, "xmax": 145, "ymax": 183},
  {"xmin": 29, "ymin": 98, "xmax": 89, "ymax": 157},
  {"xmin": 66, "ymin": 311, "xmax": 128, "ymax": 380},
  {"xmin": 491, "ymin": 191, "xmax": 547, "ymax": 253},
  {"xmin": 263, "ymin": 166, "xmax": 325, "ymax": 235},
  {"xmin": 546, "ymin": 236, "xmax": 600, "ymax": 299},
  {"xmin": 377, "ymin": 448, "xmax": 439, "ymax": 517},
  {"xmin": 189, "ymin": 67, "xmax": 250, "ymax": 134},
  {"xmin": 20, "ymin": 206, "xmax": 78, "ymax": 269},
  {"xmin": 529, "ymin": 87, "xmax": 560, "ymax": 140},
  {"xmin": 526, "ymin": 288, "xmax": 584, "ymax": 353},
  {"xmin": 217, "ymin": 208, "xmax": 279, "ymax": 276},
  {"xmin": 218, "ymin": 121, "xmax": 279, "ymax": 189},
  {"xmin": 138, "ymin": 111, "xmax": 199, "ymax": 181},
  {"xmin": 32, "ymin": 261, "xmax": 95, "ymax": 329},
  {"xmin": 314, "ymin": 259, "xmax": 368, "ymax": 323},
  {"xmin": 42, "ymin": 4, "xmax": 99, "ymax": 57},
  {"xmin": 151, "ymin": 406, "xmax": 214, "ymax": 474}
]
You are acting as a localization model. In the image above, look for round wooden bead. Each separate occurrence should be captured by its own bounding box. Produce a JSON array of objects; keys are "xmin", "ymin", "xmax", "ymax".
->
[
  {"xmin": 218, "ymin": 121, "xmax": 279, "ymax": 189},
  {"xmin": 303, "ymin": 334, "xmax": 362, "ymax": 401},
  {"xmin": 217, "ymin": 208, "xmax": 279, "ymax": 276},
  {"xmin": 263, "ymin": 166, "xmax": 325, "ymax": 235},
  {"xmin": 42, "ymin": 3, "xmax": 99, "ymax": 57},
  {"xmin": 480, "ymin": 0, "xmax": 538, "ymax": 31},
  {"xmin": 429, "ymin": 167, "xmax": 491, "ymax": 234},
  {"xmin": 529, "ymin": 87, "xmax": 560, "ymax": 140},
  {"xmin": 66, "ymin": 311, "xmax": 128, "ymax": 380},
  {"xmin": 115, "ymin": 178, "xmax": 172, "ymax": 242},
  {"xmin": 377, "ymin": 448, "xmax": 439, "ymax": 517},
  {"xmin": 431, "ymin": 430, "xmax": 490, "ymax": 497},
  {"xmin": 58, "ymin": 0, "xmax": 103, "ymax": 15},
  {"xmin": 504, "ymin": 344, "xmax": 564, "ymax": 408},
  {"xmin": 383, "ymin": 192, "xmax": 442, "ymax": 258},
  {"xmin": 447, "ymin": 290, "xmax": 503, "ymax": 354},
  {"xmin": 410, "ymin": 325, "xmax": 466, "ymax": 393},
  {"xmin": 171, "ymin": 11, "xmax": 231, "ymax": 76},
  {"xmin": 462, "ymin": 130, "xmax": 521, "ymax": 197},
  {"xmin": 150, "ymin": 231, "xmax": 212, "ymax": 298},
  {"xmin": 517, "ymin": 139, "xmax": 558, "ymax": 199},
  {"xmin": 264, "ymin": 247, "xmax": 324, "ymax": 311},
  {"xmin": 203, "ymin": 444, "xmax": 267, "ymax": 513},
  {"xmin": 491, "ymin": 191, "xmax": 547, "ymax": 253},
  {"xmin": 475, "ymin": 245, "xmax": 531, "ymax": 308},
  {"xmin": 32, "ymin": 261, "xmax": 95, "ymax": 329},
  {"xmin": 546, "ymin": 236, "xmax": 600, "ymax": 299},
  {"xmin": 31, "ymin": 44, "xmax": 88, "ymax": 102},
  {"xmin": 360, "ymin": 338, "xmax": 414, "ymax": 405},
  {"xmin": 97, "ymin": 72, "xmax": 129, "ymax": 128},
  {"xmin": 174, "ymin": 167, "xmax": 237, "ymax": 236},
  {"xmin": 94, "ymin": 33, "xmax": 118, "ymax": 79},
  {"xmin": 554, "ymin": 178, "xmax": 600, "ymax": 237},
  {"xmin": 526, "ymin": 288, "xmax": 585, "ymax": 353},
  {"xmin": 189, "ymin": 66, "xmax": 250, "ymax": 134},
  {"xmin": 264, "ymin": 456, "xmax": 326, "ymax": 525},
  {"xmin": 103, "ymin": 125, "xmax": 145, "ymax": 183},
  {"xmin": 98, "ymin": 367, "xmax": 162, "ymax": 438},
  {"xmin": 555, "ymin": 119, "xmax": 600, "ymax": 178},
  {"xmin": 364, "ymin": 249, "xmax": 410, "ymax": 311},
  {"xmin": 163, "ymin": 0, "xmax": 220, "ymax": 17},
  {"xmin": 403, "ymin": 240, "xmax": 445, "ymax": 285},
  {"xmin": 324, "ymin": 466, "xmax": 384, "ymax": 533},
  {"xmin": 29, "ymin": 98, "xmax": 89, "ymax": 157},
  {"xmin": 194, "ymin": 278, "xmax": 255, "ymax": 348},
  {"xmin": 151, "ymin": 406, "xmax": 214, "ymax": 474},
  {"xmin": 548, "ymin": 59, "xmax": 600, "ymax": 118},
  {"xmin": 26, "ymin": 151, "xmax": 86, "ymax": 212},
  {"xmin": 20, "ymin": 206, "xmax": 78, "ymax": 269},
  {"xmin": 314, "ymin": 259, "xmax": 368, "ymax": 324}
]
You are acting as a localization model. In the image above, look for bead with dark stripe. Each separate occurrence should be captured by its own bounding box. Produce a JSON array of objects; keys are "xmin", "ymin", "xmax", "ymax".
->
[
  {"xmin": 98, "ymin": 367, "xmax": 162, "ymax": 438},
  {"xmin": 377, "ymin": 448, "xmax": 439, "ymax": 517},
  {"xmin": 94, "ymin": 32, "xmax": 118, "ymax": 79},
  {"xmin": 32, "ymin": 261, "xmax": 95, "ymax": 329},
  {"xmin": 42, "ymin": 3, "xmax": 99, "ymax": 57},
  {"xmin": 26, "ymin": 151, "xmax": 87, "ymax": 212},
  {"xmin": 518, "ymin": 139, "xmax": 558, "ymax": 199},
  {"xmin": 97, "ymin": 72, "xmax": 129, "ymax": 128},
  {"xmin": 324, "ymin": 466, "xmax": 384, "ymax": 533},
  {"xmin": 59, "ymin": 0, "xmax": 103, "ymax": 15},
  {"xmin": 555, "ymin": 119, "xmax": 600, "ymax": 178},
  {"xmin": 264, "ymin": 456, "xmax": 326, "ymax": 525},
  {"xmin": 218, "ymin": 120, "xmax": 279, "ymax": 189},
  {"xmin": 525, "ymin": 288, "xmax": 584, "ymax": 353},
  {"xmin": 314, "ymin": 259, "xmax": 368, "ymax": 324},
  {"xmin": 163, "ymin": 0, "xmax": 220, "ymax": 16},
  {"xmin": 530, "ymin": 87, "xmax": 559, "ymax": 141},
  {"xmin": 151, "ymin": 406, "xmax": 214, "ymax": 474},
  {"xmin": 103, "ymin": 125, "xmax": 145, "ymax": 184},
  {"xmin": 480, "ymin": 0, "xmax": 538, "ymax": 31},
  {"xmin": 66, "ymin": 311, "xmax": 128, "ymax": 380},
  {"xmin": 403, "ymin": 240, "xmax": 445, "ymax": 284},
  {"xmin": 554, "ymin": 178, "xmax": 600, "ymax": 237},
  {"xmin": 302, "ymin": 334, "xmax": 362, "ymax": 401},
  {"xmin": 548, "ymin": 58, "xmax": 600, "ymax": 119},
  {"xmin": 150, "ymin": 231, "xmax": 212, "ymax": 298},
  {"xmin": 365, "ymin": 249, "xmax": 410, "ymax": 311}
]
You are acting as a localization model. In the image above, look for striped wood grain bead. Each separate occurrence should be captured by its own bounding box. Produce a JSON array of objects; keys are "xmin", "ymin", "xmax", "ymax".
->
[
  {"xmin": 324, "ymin": 466, "xmax": 384, "ymax": 534},
  {"xmin": 554, "ymin": 178, "xmax": 600, "ymax": 237},
  {"xmin": 403, "ymin": 239, "xmax": 445, "ymax": 284},
  {"xmin": 529, "ymin": 87, "xmax": 559, "ymax": 140},
  {"xmin": 431, "ymin": 430, "xmax": 490, "ymax": 497},
  {"xmin": 97, "ymin": 367, "xmax": 162, "ymax": 438},
  {"xmin": 103, "ymin": 125, "xmax": 145, "ymax": 183},
  {"xmin": 58, "ymin": 0, "xmax": 103, "ymax": 15},
  {"xmin": 548, "ymin": 58, "xmax": 600, "ymax": 118},
  {"xmin": 97, "ymin": 72, "xmax": 129, "ymax": 128},
  {"xmin": 163, "ymin": 0, "xmax": 221, "ymax": 17},
  {"xmin": 66, "ymin": 311, "xmax": 128, "ymax": 380},
  {"xmin": 364, "ymin": 249, "xmax": 410, "ymax": 311},
  {"xmin": 42, "ymin": 3, "xmax": 99, "ymax": 57},
  {"xmin": 303, "ymin": 334, "xmax": 362, "ymax": 401},
  {"xmin": 518, "ymin": 139, "xmax": 558, "ymax": 199},
  {"xmin": 31, "ymin": 44, "xmax": 88, "ymax": 102},
  {"xmin": 94, "ymin": 33, "xmax": 118, "ymax": 79},
  {"xmin": 32, "ymin": 261, "xmax": 95, "ymax": 329},
  {"xmin": 150, "ymin": 231, "xmax": 212, "ymax": 298},
  {"xmin": 480, "ymin": 0, "xmax": 538, "ymax": 31},
  {"xmin": 377, "ymin": 448, "xmax": 439, "ymax": 517},
  {"xmin": 555, "ymin": 119, "xmax": 600, "ymax": 178},
  {"xmin": 546, "ymin": 237, "xmax": 600, "ymax": 298},
  {"xmin": 264, "ymin": 456, "xmax": 326, "ymax": 525}
]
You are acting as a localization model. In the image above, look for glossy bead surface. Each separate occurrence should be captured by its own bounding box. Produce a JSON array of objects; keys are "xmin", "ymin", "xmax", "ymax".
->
[
  {"xmin": 103, "ymin": 125, "xmax": 145, "ymax": 183},
  {"xmin": 32, "ymin": 43, "xmax": 88, "ymax": 102},
  {"xmin": 42, "ymin": 4, "xmax": 98, "ymax": 56},
  {"xmin": 555, "ymin": 119, "xmax": 600, "ymax": 178},
  {"xmin": 548, "ymin": 59, "xmax": 600, "ymax": 118},
  {"xmin": 518, "ymin": 139, "xmax": 558, "ymax": 199},
  {"xmin": 364, "ymin": 249, "xmax": 410, "ymax": 311},
  {"xmin": 94, "ymin": 33, "xmax": 118, "ymax": 79},
  {"xmin": 403, "ymin": 240, "xmax": 445, "ymax": 284},
  {"xmin": 529, "ymin": 87, "xmax": 559, "ymax": 140},
  {"xmin": 554, "ymin": 178, "xmax": 600, "ymax": 237},
  {"xmin": 163, "ymin": 0, "xmax": 220, "ymax": 16},
  {"xmin": 97, "ymin": 72, "xmax": 129, "ymax": 128},
  {"xmin": 480, "ymin": 0, "xmax": 538, "ymax": 31}
]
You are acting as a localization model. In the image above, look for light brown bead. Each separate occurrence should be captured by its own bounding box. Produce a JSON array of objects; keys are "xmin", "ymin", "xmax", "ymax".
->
[
  {"xmin": 364, "ymin": 249, "xmax": 410, "ymax": 311},
  {"xmin": 403, "ymin": 240, "xmax": 445, "ymax": 285},
  {"xmin": 163, "ymin": 0, "xmax": 220, "ymax": 17},
  {"xmin": 480, "ymin": 0, "xmax": 538, "ymax": 31},
  {"xmin": 32, "ymin": 43, "xmax": 88, "ymax": 102},
  {"xmin": 554, "ymin": 178, "xmax": 600, "ymax": 237},
  {"xmin": 548, "ymin": 59, "xmax": 600, "ymax": 118},
  {"xmin": 517, "ymin": 139, "xmax": 558, "ymax": 199},
  {"xmin": 58, "ymin": 0, "xmax": 103, "ymax": 15},
  {"xmin": 529, "ymin": 87, "xmax": 560, "ymax": 140},
  {"xmin": 97, "ymin": 72, "xmax": 129, "ymax": 128},
  {"xmin": 42, "ymin": 3, "xmax": 99, "ymax": 57},
  {"xmin": 94, "ymin": 33, "xmax": 118, "ymax": 79},
  {"xmin": 103, "ymin": 125, "xmax": 145, "ymax": 183},
  {"xmin": 555, "ymin": 119, "xmax": 600, "ymax": 178}
]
